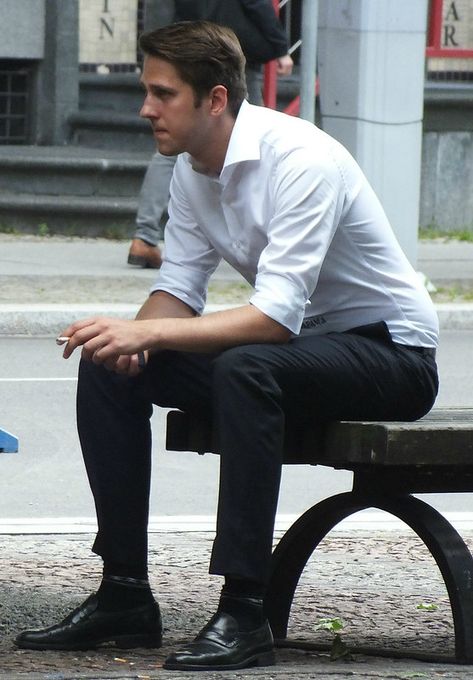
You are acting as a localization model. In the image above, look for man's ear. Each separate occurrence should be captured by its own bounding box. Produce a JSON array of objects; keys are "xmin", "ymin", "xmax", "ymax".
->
[{"xmin": 209, "ymin": 85, "xmax": 228, "ymax": 116}]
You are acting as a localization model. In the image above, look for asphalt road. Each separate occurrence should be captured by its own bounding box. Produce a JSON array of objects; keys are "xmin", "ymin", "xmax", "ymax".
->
[{"xmin": 0, "ymin": 330, "xmax": 472, "ymax": 525}]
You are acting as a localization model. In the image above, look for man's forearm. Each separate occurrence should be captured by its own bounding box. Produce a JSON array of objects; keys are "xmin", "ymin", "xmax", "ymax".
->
[
  {"xmin": 144, "ymin": 304, "xmax": 291, "ymax": 354},
  {"xmin": 59, "ymin": 296, "xmax": 290, "ymax": 365}
]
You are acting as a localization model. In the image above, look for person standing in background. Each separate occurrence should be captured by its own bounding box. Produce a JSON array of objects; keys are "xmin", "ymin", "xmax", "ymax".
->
[{"xmin": 127, "ymin": 0, "xmax": 293, "ymax": 268}]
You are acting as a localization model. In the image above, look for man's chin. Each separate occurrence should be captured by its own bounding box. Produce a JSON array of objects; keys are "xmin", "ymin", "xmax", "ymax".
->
[{"xmin": 155, "ymin": 142, "xmax": 178, "ymax": 157}]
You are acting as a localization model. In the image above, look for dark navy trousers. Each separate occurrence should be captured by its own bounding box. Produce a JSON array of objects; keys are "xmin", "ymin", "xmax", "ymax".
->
[{"xmin": 76, "ymin": 322, "xmax": 438, "ymax": 584}]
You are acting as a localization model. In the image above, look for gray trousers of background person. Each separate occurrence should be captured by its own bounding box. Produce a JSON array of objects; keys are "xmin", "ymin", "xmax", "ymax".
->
[{"xmin": 134, "ymin": 66, "xmax": 263, "ymax": 245}]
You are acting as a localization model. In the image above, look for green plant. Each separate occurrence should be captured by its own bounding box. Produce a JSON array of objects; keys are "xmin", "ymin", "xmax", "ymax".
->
[
  {"xmin": 102, "ymin": 224, "xmax": 134, "ymax": 240},
  {"xmin": 419, "ymin": 226, "xmax": 473, "ymax": 242},
  {"xmin": 315, "ymin": 617, "xmax": 350, "ymax": 661},
  {"xmin": 416, "ymin": 602, "xmax": 438, "ymax": 611},
  {"xmin": 0, "ymin": 223, "xmax": 19, "ymax": 234},
  {"xmin": 37, "ymin": 222, "xmax": 49, "ymax": 237},
  {"xmin": 429, "ymin": 285, "xmax": 473, "ymax": 303}
]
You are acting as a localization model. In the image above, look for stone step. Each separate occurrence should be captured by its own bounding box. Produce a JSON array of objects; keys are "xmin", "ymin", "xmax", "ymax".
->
[
  {"xmin": 68, "ymin": 111, "xmax": 156, "ymax": 152},
  {"xmin": 0, "ymin": 192, "xmax": 137, "ymax": 237},
  {"xmin": 0, "ymin": 145, "xmax": 150, "ymax": 197},
  {"xmin": 0, "ymin": 146, "xmax": 152, "ymax": 236}
]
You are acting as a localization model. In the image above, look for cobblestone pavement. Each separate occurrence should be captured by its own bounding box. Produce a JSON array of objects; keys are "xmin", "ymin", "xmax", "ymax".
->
[{"xmin": 1, "ymin": 529, "xmax": 473, "ymax": 679}]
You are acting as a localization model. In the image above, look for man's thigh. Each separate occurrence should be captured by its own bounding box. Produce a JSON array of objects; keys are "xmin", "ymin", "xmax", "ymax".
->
[
  {"xmin": 221, "ymin": 330, "xmax": 437, "ymax": 423},
  {"xmin": 141, "ymin": 330, "xmax": 437, "ymax": 423}
]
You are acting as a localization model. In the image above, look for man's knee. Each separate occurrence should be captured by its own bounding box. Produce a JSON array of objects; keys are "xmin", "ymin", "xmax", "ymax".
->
[
  {"xmin": 77, "ymin": 358, "xmax": 151, "ymax": 418},
  {"xmin": 78, "ymin": 357, "xmax": 125, "ymax": 390},
  {"xmin": 212, "ymin": 345, "xmax": 277, "ymax": 393}
]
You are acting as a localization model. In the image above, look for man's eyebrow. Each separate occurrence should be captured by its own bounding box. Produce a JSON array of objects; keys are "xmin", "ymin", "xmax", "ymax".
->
[{"xmin": 139, "ymin": 81, "xmax": 178, "ymax": 97}]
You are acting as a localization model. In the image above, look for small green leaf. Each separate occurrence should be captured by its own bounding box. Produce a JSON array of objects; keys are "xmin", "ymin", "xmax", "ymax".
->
[
  {"xmin": 416, "ymin": 602, "xmax": 438, "ymax": 611},
  {"xmin": 315, "ymin": 617, "xmax": 344, "ymax": 633}
]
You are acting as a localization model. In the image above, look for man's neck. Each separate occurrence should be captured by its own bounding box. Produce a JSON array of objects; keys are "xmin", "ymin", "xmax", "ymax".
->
[{"xmin": 191, "ymin": 114, "xmax": 235, "ymax": 177}]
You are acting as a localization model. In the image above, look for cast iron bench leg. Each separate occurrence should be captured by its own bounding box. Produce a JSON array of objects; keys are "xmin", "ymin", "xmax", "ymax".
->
[{"xmin": 266, "ymin": 491, "xmax": 473, "ymax": 663}]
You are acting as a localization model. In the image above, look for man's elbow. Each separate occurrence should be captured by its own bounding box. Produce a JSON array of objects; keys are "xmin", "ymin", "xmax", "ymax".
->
[
  {"xmin": 251, "ymin": 306, "xmax": 292, "ymax": 344},
  {"xmin": 267, "ymin": 319, "xmax": 292, "ymax": 344}
]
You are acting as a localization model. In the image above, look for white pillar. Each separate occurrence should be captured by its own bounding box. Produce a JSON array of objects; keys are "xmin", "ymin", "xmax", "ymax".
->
[{"xmin": 318, "ymin": 0, "xmax": 428, "ymax": 265}]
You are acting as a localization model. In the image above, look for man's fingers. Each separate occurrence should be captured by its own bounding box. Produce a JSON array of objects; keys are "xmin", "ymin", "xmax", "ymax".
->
[
  {"xmin": 57, "ymin": 317, "xmax": 148, "ymax": 364},
  {"xmin": 61, "ymin": 320, "xmax": 103, "ymax": 358},
  {"xmin": 102, "ymin": 353, "xmax": 121, "ymax": 371},
  {"xmin": 64, "ymin": 320, "xmax": 116, "ymax": 360}
]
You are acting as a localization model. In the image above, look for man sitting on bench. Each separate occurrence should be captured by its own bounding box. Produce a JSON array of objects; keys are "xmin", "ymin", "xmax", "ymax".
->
[{"xmin": 15, "ymin": 20, "xmax": 439, "ymax": 672}]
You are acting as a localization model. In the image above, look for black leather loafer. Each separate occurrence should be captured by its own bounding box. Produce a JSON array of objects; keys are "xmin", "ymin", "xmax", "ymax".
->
[
  {"xmin": 163, "ymin": 611, "xmax": 275, "ymax": 671},
  {"xmin": 14, "ymin": 594, "xmax": 162, "ymax": 651}
]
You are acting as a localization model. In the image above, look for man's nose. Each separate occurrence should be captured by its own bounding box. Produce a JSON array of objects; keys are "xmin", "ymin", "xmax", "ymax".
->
[{"xmin": 140, "ymin": 95, "xmax": 157, "ymax": 119}]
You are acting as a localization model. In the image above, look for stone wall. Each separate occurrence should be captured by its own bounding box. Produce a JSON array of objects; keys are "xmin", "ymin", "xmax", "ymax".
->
[{"xmin": 421, "ymin": 130, "xmax": 473, "ymax": 231}]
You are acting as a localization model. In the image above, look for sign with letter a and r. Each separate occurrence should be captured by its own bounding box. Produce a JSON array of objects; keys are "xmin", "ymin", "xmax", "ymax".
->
[{"xmin": 441, "ymin": 0, "xmax": 473, "ymax": 49}]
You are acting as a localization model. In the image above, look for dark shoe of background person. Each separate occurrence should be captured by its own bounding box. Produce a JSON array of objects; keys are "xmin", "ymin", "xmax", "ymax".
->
[
  {"xmin": 163, "ymin": 610, "xmax": 275, "ymax": 671},
  {"xmin": 127, "ymin": 238, "xmax": 162, "ymax": 269},
  {"xmin": 14, "ymin": 593, "xmax": 162, "ymax": 651}
]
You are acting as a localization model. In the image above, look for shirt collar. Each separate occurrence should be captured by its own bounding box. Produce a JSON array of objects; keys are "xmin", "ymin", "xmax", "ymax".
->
[{"xmin": 222, "ymin": 100, "xmax": 261, "ymax": 169}]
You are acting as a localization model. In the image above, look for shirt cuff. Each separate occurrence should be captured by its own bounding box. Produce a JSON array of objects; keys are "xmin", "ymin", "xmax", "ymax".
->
[
  {"xmin": 149, "ymin": 260, "xmax": 209, "ymax": 315},
  {"xmin": 249, "ymin": 273, "xmax": 307, "ymax": 334}
]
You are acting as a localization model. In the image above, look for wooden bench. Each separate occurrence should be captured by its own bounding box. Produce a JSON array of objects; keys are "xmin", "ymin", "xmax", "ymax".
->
[{"xmin": 165, "ymin": 408, "xmax": 473, "ymax": 663}]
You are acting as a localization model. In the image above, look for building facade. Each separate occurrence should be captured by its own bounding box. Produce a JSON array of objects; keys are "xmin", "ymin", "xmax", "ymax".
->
[{"xmin": 0, "ymin": 0, "xmax": 472, "ymax": 232}]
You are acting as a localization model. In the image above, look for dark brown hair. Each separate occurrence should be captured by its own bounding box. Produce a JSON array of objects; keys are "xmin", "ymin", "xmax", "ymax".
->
[{"xmin": 139, "ymin": 20, "xmax": 247, "ymax": 117}]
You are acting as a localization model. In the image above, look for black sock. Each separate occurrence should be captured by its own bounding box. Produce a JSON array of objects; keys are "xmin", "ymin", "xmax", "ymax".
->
[
  {"xmin": 223, "ymin": 576, "xmax": 266, "ymax": 600},
  {"xmin": 97, "ymin": 562, "xmax": 154, "ymax": 611},
  {"xmin": 218, "ymin": 577, "xmax": 266, "ymax": 631},
  {"xmin": 103, "ymin": 561, "xmax": 148, "ymax": 581}
]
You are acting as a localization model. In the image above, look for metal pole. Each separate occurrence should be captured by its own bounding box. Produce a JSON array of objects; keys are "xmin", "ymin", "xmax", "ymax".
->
[{"xmin": 299, "ymin": 0, "xmax": 318, "ymax": 122}]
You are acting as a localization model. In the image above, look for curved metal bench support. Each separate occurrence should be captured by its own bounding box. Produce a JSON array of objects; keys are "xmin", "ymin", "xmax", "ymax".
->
[{"xmin": 266, "ymin": 491, "xmax": 473, "ymax": 663}]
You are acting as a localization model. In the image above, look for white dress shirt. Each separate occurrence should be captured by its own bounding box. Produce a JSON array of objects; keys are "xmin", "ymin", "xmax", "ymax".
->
[{"xmin": 151, "ymin": 100, "xmax": 439, "ymax": 347}]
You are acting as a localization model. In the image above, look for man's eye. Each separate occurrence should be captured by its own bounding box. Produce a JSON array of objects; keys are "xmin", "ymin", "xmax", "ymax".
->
[{"xmin": 151, "ymin": 89, "xmax": 173, "ymax": 99}]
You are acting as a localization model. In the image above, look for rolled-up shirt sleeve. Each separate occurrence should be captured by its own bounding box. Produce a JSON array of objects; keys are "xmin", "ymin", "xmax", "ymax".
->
[
  {"xmin": 249, "ymin": 147, "xmax": 346, "ymax": 334},
  {"xmin": 150, "ymin": 163, "xmax": 221, "ymax": 315}
]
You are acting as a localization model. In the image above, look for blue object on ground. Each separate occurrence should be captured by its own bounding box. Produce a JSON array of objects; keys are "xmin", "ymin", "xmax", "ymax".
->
[{"xmin": 0, "ymin": 428, "xmax": 19, "ymax": 453}]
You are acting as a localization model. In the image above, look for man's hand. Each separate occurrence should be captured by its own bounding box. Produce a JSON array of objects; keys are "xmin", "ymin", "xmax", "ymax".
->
[
  {"xmin": 58, "ymin": 316, "xmax": 153, "ymax": 373},
  {"xmin": 276, "ymin": 54, "xmax": 294, "ymax": 76}
]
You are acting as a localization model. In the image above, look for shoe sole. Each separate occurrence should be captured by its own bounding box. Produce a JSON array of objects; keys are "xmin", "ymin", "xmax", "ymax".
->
[
  {"xmin": 127, "ymin": 254, "xmax": 161, "ymax": 268},
  {"xmin": 15, "ymin": 632, "xmax": 162, "ymax": 651},
  {"xmin": 163, "ymin": 648, "xmax": 275, "ymax": 671},
  {"xmin": 127, "ymin": 254, "xmax": 148, "ymax": 267}
]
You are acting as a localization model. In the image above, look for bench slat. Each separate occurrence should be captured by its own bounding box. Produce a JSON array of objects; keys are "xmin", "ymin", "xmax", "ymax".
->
[
  {"xmin": 165, "ymin": 408, "xmax": 473, "ymax": 468},
  {"xmin": 322, "ymin": 420, "xmax": 473, "ymax": 466}
]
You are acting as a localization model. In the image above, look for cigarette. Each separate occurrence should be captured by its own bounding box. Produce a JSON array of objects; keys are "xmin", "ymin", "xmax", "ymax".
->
[{"xmin": 56, "ymin": 336, "xmax": 71, "ymax": 345}]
